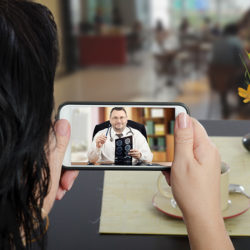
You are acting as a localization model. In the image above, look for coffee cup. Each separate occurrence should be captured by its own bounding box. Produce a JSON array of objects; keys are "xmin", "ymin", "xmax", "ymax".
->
[{"xmin": 157, "ymin": 161, "xmax": 230, "ymax": 211}]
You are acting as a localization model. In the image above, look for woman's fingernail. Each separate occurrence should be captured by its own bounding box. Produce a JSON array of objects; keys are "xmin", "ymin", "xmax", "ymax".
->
[
  {"xmin": 56, "ymin": 120, "xmax": 69, "ymax": 136},
  {"xmin": 178, "ymin": 113, "xmax": 188, "ymax": 129},
  {"xmin": 67, "ymin": 182, "xmax": 73, "ymax": 191},
  {"xmin": 57, "ymin": 189, "xmax": 67, "ymax": 200}
]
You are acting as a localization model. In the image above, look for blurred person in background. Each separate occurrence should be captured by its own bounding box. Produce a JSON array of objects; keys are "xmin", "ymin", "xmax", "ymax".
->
[
  {"xmin": 112, "ymin": 6, "xmax": 123, "ymax": 27},
  {"xmin": 210, "ymin": 23, "xmax": 243, "ymax": 66},
  {"xmin": 178, "ymin": 17, "xmax": 196, "ymax": 47},
  {"xmin": 238, "ymin": 9, "xmax": 250, "ymax": 51},
  {"xmin": 200, "ymin": 16, "xmax": 214, "ymax": 42},
  {"xmin": 211, "ymin": 22, "xmax": 222, "ymax": 37},
  {"xmin": 127, "ymin": 20, "xmax": 144, "ymax": 64},
  {"xmin": 0, "ymin": 0, "xmax": 78, "ymax": 249},
  {"xmin": 154, "ymin": 19, "xmax": 168, "ymax": 46},
  {"xmin": 155, "ymin": 20, "xmax": 165, "ymax": 33},
  {"xmin": 79, "ymin": 19, "xmax": 93, "ymax": 34},
  {"xmin": 94, "ymin": 7, "xmax": 104, "ymax": 34},
  {"xmin": 208, "ymin": 23, "xmax": 245, "ymax": 118},
  {"xmin": 179, "ymin": 17, "xmax": 190, "ymax": 35}
]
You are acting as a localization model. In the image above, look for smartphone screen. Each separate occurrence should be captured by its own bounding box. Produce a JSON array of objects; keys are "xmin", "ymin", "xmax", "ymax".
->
[{"xmin": 58, "ymin": 102, "xmax": 189, "ymax": 170}]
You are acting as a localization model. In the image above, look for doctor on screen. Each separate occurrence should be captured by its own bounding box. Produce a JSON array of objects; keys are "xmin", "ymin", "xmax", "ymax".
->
[{"xmin": 88, "ymin": 107, "xmax": 153, "ymax": 164}]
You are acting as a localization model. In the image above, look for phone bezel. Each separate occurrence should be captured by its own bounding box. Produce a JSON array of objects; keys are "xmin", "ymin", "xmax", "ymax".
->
[{"xmin": 57, "ymin": 102, "xmax": 190, "ymax": 171}]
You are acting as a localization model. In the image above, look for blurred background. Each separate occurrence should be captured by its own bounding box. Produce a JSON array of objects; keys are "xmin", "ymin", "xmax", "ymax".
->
[{"xmin": 35, "ymin": 0, "xmax": 250, "ymax": 120}]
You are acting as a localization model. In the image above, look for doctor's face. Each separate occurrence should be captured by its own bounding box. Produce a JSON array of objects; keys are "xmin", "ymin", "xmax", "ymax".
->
[{"xmin": 110, "ymin": 110, "xmax": 128, "ymax": 133}]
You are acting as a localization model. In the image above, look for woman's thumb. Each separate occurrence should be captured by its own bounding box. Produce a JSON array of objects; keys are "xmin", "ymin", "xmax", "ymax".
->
[
  {"xmin": 54, "ymin": 119, "xmax": 70, "ymax": 158},
  {"xmin": 174, "ymin": 113, "xmax": 194, "ymax": 161}
]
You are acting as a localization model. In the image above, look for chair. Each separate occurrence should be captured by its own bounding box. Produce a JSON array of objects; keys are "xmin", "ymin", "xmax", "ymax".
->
[
  {"xmin": 92, "ymin": 120, "xmax": 147, "ymax": 140},
  {"xmin": 154, "ymin": 50, "xmax": 178, "ymax": 86}
]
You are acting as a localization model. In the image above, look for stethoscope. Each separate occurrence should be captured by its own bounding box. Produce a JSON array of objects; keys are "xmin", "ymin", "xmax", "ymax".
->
[{"xmin": 106, "ymin": 125, "xmax": 134, "ymax": 142}]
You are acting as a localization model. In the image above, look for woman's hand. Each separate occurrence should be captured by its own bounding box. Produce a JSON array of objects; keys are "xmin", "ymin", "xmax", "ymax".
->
[
  {"xmin": 166, "ymin": 113, "xmax": 221, "ymax": 218},
  {"xmin": 43, "ymin": 119, "xmax": 79, "ymax": 215},
  {"xmin": 163, "ymin": 113, "xmax": 234, "ymax": 250}
]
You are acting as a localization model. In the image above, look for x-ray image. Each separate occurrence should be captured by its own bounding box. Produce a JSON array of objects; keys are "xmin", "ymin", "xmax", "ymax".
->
[{"xmin": 115, "ymin": 136, "xmax": 133, "ymax": 165}]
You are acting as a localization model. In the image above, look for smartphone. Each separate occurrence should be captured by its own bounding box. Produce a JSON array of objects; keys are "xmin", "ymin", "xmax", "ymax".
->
[{"xmin": 57, "ymin": 102, "xmax": 189, "ymax": 170}]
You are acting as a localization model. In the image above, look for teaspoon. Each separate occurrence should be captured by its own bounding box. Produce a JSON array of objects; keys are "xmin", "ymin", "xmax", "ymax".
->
[{"xmin": 229, "ymin": 183, "xmax": 250, "ymax": 198}]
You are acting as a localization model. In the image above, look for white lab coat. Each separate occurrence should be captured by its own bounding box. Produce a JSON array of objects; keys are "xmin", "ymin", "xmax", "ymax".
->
[{"xmin": 88, "ymin": 126, "xmax": 153, "ymax": 164}]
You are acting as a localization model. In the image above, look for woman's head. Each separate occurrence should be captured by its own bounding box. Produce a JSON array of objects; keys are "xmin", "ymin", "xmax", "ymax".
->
[{"xmin": 0, "ymin": 0, "xmax": 58, "ymax": 248}]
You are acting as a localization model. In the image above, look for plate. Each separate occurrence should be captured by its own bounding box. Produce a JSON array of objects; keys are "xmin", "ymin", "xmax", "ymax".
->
[{"xmin": 153, "ymin": 192, "xmax": 250, "ymax": 219}]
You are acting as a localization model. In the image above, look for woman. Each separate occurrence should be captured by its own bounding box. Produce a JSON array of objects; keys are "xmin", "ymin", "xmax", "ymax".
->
[{"xmin": 0, "ymin": 1, "xmax": 78, "ymax": 249}]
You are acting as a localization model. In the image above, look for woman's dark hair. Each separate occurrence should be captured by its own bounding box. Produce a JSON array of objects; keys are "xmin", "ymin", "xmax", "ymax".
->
[{"xmin": 0, "ymin": 0, "xmax": 58, "ymax": 249}]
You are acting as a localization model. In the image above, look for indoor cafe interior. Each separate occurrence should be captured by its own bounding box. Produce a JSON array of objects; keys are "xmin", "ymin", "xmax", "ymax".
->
[{"xmin": 38, "ymin": 0, "xmax": 250, "ymax": 119}]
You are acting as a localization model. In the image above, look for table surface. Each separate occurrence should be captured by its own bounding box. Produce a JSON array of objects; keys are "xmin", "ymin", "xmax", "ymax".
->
[{"xmin": 46, "ymin": 120, "xmax": 250, "ymax": 250}]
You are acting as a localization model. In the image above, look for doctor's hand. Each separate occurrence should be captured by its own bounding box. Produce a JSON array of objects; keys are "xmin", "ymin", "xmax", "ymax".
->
[
  {"xmin": 128, "ymin": 149, "xmax": 142, "ymax": 159},
  {"xmin": 96, "ymin": 134, "xmax": 107, "ymax": 148}
]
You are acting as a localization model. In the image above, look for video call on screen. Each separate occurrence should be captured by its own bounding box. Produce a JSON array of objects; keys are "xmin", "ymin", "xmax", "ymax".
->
[{"xmin": 65, "ymin": 106, "xmax": 175, "ymax": 166}]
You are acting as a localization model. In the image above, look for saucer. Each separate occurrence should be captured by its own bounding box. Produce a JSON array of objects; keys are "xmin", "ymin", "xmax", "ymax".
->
[{"xmin": 153, "ymin": 192, "xmax": 250, "ymax": 219}]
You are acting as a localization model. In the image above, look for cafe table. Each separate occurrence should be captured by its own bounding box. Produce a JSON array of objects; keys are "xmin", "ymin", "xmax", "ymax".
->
[{"xmin": 47, "ymin": 120, "xmax": 250, "ymax": 250}]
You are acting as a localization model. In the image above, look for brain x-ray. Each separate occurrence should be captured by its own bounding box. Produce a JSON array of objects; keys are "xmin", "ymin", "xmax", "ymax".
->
[{"xmin": 115, "ymin": 136, "xmax": 133, "ymax": 165}]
